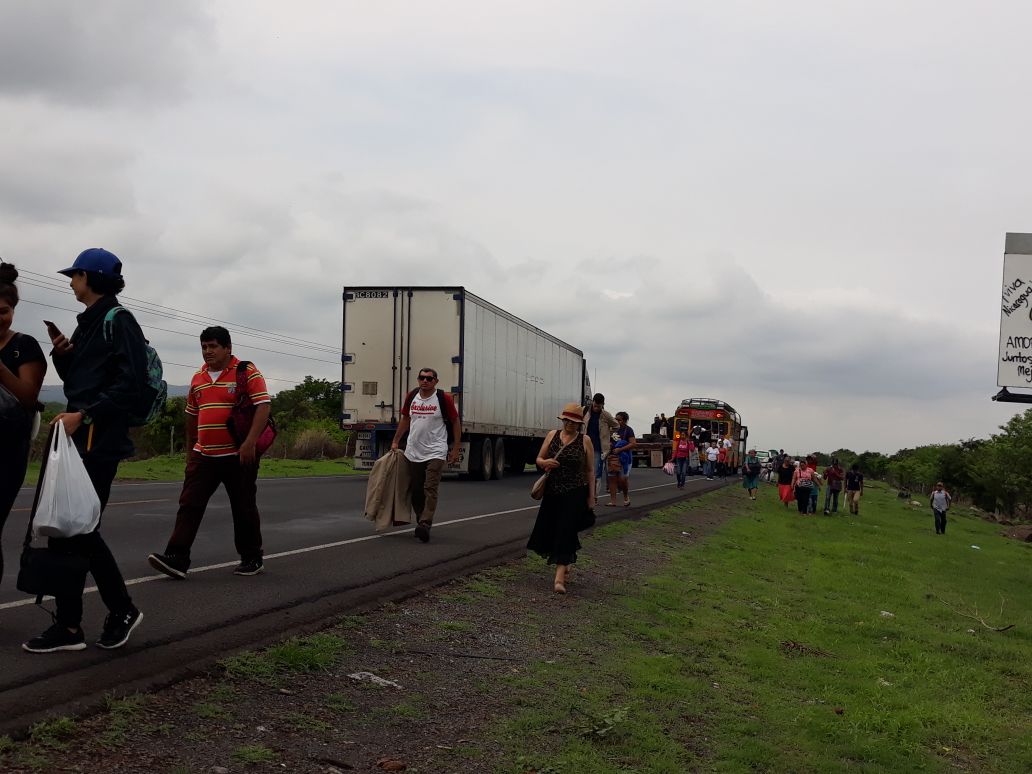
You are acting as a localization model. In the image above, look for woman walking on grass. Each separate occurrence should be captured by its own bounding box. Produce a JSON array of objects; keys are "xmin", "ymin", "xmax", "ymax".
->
[
  {"xmin": 527, "ymin": 403, "xmax": 596, "ymax": 594},
  {"xmin": 777, "ymin": 456, "xmax": 795, "ymax": 507},
  {"xmin": 742, "ymin": 449, "xmax": 761, "ymax": 500},
  {"xmin": 0, "ymin": 262, "xmax": 46, "ymax": 588},
  {"xmin": 791, "ymin": 460, "xmax": 820, "ymax": 514}
]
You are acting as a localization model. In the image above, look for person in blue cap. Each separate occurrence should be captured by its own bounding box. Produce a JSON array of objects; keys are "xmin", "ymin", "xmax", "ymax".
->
[{"xmin": 23, "ymin": 248, "xmax": 146, "ymax": 654}]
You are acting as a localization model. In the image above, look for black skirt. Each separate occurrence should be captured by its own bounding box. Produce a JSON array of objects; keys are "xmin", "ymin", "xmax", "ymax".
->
[{"xmin": 526, "ymin": 484, "xmax": 587, "ymax": 566}]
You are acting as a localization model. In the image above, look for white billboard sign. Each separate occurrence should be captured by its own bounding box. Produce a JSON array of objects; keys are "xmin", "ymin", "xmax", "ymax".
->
[{"xmin": 999, "ymin": 233, "xmax": 1032, "ymax": 388}]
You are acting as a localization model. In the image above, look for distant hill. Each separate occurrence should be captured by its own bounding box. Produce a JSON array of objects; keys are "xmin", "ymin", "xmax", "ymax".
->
[{"xmin": 40, "ymin": 384, "xmax": 190, "ymax": 405}]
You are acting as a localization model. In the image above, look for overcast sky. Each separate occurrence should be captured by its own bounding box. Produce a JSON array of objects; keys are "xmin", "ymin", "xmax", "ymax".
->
[{"xmin": 2, "ymin": 0, "xmax": 1029, "ymax": 454}]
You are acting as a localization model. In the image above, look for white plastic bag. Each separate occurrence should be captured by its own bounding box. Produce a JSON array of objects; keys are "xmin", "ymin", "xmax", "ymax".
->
[{"xmin": 33, "ymin": 421, "xmax": 102, "ymax": 538}]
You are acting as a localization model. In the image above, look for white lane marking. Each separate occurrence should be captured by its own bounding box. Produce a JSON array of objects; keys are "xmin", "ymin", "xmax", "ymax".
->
[
  {"xmin": 12, "ymin": 498, "xmax": 170, "ymax": 513},
  {"xmin": 17, "ymin": 475, "xmax": 366, "ymax": 492},
  {"xmin": 0, "ymin": 479, "xmax": 707, "ymax": 612}
]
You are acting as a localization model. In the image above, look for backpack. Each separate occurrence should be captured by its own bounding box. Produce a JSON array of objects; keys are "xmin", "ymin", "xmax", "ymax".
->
[
  {"xmin": 404, "ymin": 388, "xmax": 458, "ymax": 444},
  {"xmin": 227, "ymin": 361, "xmax": 277, "ymax": 456},
  {"xmin": 103, "ymin": 306, "xmax": 168, "ymax": 426}
]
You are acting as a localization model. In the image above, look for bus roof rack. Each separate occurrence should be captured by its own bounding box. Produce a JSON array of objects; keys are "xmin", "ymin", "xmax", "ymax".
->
[{"xmin": 679, "ymin": 397, "xmax": 737, "ymax": 414}]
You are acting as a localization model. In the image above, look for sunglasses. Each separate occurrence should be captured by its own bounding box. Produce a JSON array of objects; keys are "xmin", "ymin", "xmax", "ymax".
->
[{"xmin": 418, "ymin": 375, "xmax": 436, "ymax": 382}]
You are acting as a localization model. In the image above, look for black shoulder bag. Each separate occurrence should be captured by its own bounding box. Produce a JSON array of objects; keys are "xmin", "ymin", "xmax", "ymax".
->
[{"xmin": 16, "ymin": 425, "xmax": 90, "ymax": 604}]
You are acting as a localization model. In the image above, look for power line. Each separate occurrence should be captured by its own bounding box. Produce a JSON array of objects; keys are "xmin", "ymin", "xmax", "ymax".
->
[
  {"xmin": 19, "ymin": 296, "xmax": 341, "ymax": 365},
  {"xmin": 18, "ymin": 269, "xmax": 341, "ymax": 353},
  {"xmin": 17, "ymin": 274, "xmax": 340, "ymax": 355},
  {"xmin": 18, "ymin": 298, "xmax": 339, "ymax": 383},
  {"xmin": 160, "ymin": 360, "xmax": 306, "ymax": 385}
]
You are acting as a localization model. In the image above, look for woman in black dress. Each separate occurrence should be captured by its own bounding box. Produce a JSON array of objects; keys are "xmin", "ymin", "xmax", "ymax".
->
[
  {"xmin": 0, "ymin": 262, "xmax": 47, "ymax": 586},
  {"xmin": 527, "ymin": 403, "xmax": 596, "ymax": 594}
]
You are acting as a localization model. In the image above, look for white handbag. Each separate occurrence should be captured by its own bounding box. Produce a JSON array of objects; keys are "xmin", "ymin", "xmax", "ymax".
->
[{"xmin": 33, "ymin": 421, "xmax": 102, "ymax": 538}]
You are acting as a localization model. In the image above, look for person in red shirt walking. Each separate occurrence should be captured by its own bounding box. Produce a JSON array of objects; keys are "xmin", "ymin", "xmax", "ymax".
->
[
  {"xmin": 148, "ymin": 326, "xmax": 271, "ymax": 579},
  {"xmin": 822, "ymin": 459, "xmax": 845, "ymax": 514}
]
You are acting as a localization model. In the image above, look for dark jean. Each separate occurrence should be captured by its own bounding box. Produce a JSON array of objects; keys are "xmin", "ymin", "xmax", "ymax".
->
[
  {"xmin": 0, "ymin": 433, "xmax": 32, "ymax": 585},
  {"xmin": 48, "ymin": 455, "xmax": 134, "ymax": 629},
  {"xmin": 166, "ymin": 453, "xmax": 263, "ymax": 561},
  {"xmin": 933, "ymin": 508, "xmax": 947, "ymax": 534},
  {"xmin": 674, "ymin": 457, "xmax": 689, "ymax": 486},
  {"xmin": 795, "ymin": 485, "xmax": 811, "ymax": 513},
  {"xmin": 824, "ymin": 488, "xmax": 840, "ymax": 512}
]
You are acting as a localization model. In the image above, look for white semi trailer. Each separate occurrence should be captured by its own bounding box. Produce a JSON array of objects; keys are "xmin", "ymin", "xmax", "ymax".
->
[{"xmin": 340, "ymin": 287, "xmax": 591, "ymax": 479}]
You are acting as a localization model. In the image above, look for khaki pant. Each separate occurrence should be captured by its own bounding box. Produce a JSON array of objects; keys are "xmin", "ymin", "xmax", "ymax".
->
[
  {"xmin": 846, "ymin": 490, "xmax": 861, "ymax": 513},
  {"xmin": 406, "ymin": 458, "xmax": 446, "ymax": 525}
]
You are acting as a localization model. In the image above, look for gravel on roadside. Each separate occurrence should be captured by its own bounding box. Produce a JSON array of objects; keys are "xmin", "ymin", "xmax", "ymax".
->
[{"xmin": 0, "ymin": 490, "xmax": 736, "ymax": 774}]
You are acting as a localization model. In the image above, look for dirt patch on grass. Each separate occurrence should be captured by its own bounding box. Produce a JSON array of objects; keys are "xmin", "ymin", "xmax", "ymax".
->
[{"xmin": 0, "ymin": 493, "xmax": 737, "ymax": 774}]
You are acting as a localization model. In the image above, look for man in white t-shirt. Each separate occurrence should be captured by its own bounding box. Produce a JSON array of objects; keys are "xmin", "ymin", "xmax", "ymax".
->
[
  {"xmin": 705, "ymin": 442, "xmax": 719, "ymax": 480},
  {"xmin": 929, "ymin": 481, "xmax": 952, "ymax": 535},
  {"xmin": 391, "ymin": 367, "xmax": 461, "ymax": 543}
]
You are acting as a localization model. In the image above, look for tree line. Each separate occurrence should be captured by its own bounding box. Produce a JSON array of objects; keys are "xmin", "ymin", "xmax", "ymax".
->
[
  {"xmin": 802, "ymin": 409, "xmax": 1032, "ymax": 520},
  {"xmin": 32, "ymin": 378, "xmax": 1030, "ymax": 521},
  {"xmin": 33, "ymin": 376, "xmax": 347, "ymax": 462}
]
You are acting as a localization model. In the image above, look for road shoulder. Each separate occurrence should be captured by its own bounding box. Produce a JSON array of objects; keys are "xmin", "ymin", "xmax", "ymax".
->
[{"xmin": 0, "ymin": 488, "xmax": 736, "ymax": 773}]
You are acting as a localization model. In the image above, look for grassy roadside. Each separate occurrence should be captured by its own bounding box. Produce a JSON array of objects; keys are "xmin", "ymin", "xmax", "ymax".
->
[
  {"xmin": 23, "ymin": 454, "xmax": 361, "ymax": 486},
  {"xmin": 1, "ymin": 483, "xmax": 1028, "ymax": 772},
  {"xmin": 499, "ymin": 484, "xmax": 1032, "ymax": 772}
]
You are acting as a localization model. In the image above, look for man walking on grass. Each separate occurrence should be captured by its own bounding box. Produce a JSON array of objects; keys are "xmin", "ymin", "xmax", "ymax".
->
[
  {"xmin": 844, "ymin": 463, "xmax": 864, "ymax": 515},
  {"xmin": 148, "ymin": 326, "xmax": 271, "ymax": 579},
  {"xmin": 391, "ymin": 367, "xmax": 461, "ymax": 543},
  {"xmin": 930, "ymin": 481, "xmax": 952, "ymax": 535},
  {"xmin": 823, "ymin": 459, "xmax": 845, "ymax": 514}
]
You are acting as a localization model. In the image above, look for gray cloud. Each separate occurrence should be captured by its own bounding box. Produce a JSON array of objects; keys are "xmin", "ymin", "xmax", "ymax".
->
[
  {"xmin": 0, "ymin": 1, "xmax": 213, "ymax": 105},
  {"xmin": 4, "ymin": 1, "xmax": 1029, "ymax": 455}
]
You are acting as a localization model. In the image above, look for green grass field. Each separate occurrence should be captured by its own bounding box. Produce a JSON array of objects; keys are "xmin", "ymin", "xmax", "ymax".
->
[
  {"xmin": 23, "ymin": 454, "xmax": 360, "ymax": 486},
  {"xmin": 504, "ymin": 483, "xmax": 1032, "ymax": 773}
]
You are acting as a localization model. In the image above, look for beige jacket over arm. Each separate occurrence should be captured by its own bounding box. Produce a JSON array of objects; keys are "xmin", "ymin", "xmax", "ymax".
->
[
  {"xmin": 364, "ymin": 449, "xmax": 412, "ymax": 531},
  {"xmin": 582, "ymin": 407, "xmax": 619, "ymax": 457}
]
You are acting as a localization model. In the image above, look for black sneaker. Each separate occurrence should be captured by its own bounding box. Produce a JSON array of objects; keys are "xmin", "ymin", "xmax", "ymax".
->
[
  {"xmin": 23, "ymin": 624, "xmax": 87, "ymax": 654},
  {"xmin": 148, "ymin": 552, "xmax": 189, "ymax": 580},
  {"xmin": 414, "ymin": 522, "xmax": 431, "ymax": 543},
  {"xmin": 233, "ymin": 558, "xmax": 264, "ymax": 576},
  {"xmin": 97, "ymin": 608, "xmax": 144, "ymax": 650}
]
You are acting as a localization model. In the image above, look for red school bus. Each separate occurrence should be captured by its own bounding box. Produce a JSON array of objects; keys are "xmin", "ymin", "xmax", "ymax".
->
[{"xmin": 672, "ymin": 398, "xmax": 748, "ymax": 473}]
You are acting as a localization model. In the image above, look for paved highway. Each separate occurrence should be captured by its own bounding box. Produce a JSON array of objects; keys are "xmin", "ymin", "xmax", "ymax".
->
[{"xmin": 0, "ymin": 469, "xmax": 724, "ymax": 732}]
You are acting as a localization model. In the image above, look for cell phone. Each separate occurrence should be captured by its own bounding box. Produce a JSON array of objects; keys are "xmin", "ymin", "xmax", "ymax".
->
[{"xmin": 43, "ymin": 320, "xmax": 61, "ymax": 337}]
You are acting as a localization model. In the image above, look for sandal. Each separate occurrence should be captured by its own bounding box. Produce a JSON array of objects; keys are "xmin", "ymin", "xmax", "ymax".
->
[
  {"xmin": 623, "ymin": 498, "xmax": 631, "ymax": 507},
  {"xmin": 605, "ymin": 502, "xmax": 617, "ymax": 507}
]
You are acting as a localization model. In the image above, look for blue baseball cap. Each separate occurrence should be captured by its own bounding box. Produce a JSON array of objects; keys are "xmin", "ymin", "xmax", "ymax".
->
[{"xmin": 58, "ymin": 248, "xmax": 123, "ymax": 278}]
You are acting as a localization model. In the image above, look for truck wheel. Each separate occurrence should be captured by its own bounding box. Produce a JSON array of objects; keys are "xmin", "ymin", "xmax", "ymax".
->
[
  {"xmin": 492, "ymin": 438, "xmax": 506, "ymax": 480},
  {"xmin": 476, "ymin": 437, "xmax": 493, "ymax": 481},
  {"xmin": 506, "ymin": 442, "xmax": 527, "ymax": 474}
]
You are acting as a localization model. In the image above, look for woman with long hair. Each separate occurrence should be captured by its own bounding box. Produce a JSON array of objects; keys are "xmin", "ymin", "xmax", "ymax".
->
[
  {"xmin": 527, "ymin": 403, "xmax": 596, "ymax": 594},
  {"xmin": 776, "ymin": 456, "xmax": 795, "ymax": 507},
  {"xmin": 0, "ymin": 262, "xmax": 47, "ymax": 586},
  {"xmin": 791, "ymin": 460, "xmax": 820, "ymax": 514}
]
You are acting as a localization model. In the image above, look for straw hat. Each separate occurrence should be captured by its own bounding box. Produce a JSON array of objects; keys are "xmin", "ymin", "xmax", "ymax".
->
[{"xmin": 557, "ymin": 403, "xmax": 585, "ymax": 423}]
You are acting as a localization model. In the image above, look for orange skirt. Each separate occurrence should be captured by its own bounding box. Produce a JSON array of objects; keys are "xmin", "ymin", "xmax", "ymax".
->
[{"xmin": 778, "ymin": 484, "xmax": 794, "ymax": 504}]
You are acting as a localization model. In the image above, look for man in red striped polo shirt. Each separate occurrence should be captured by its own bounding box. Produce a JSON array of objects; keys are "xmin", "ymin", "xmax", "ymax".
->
[{"xmin": 148, "ymin": 326, "xmax": 271, "ymax": 579}]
